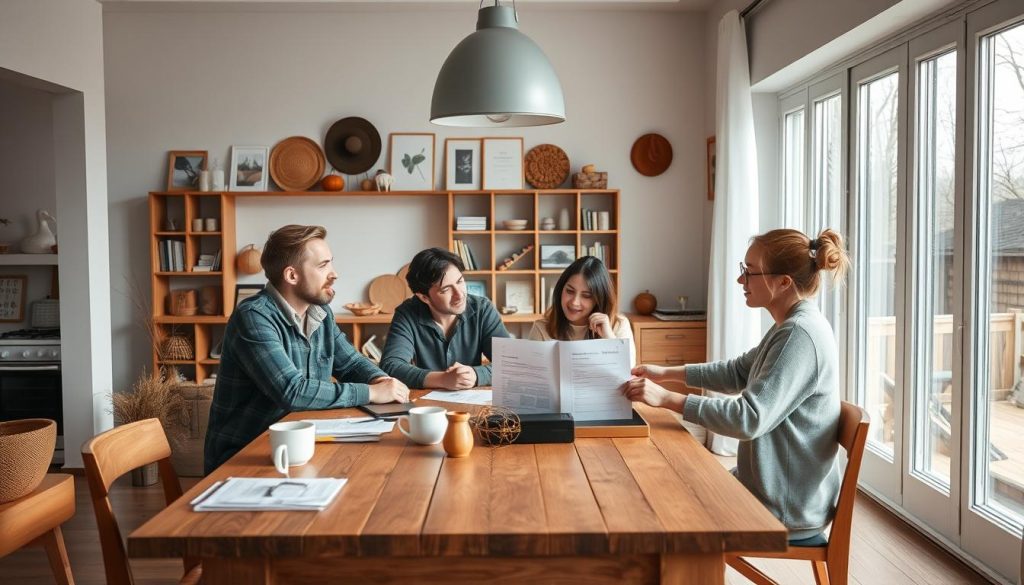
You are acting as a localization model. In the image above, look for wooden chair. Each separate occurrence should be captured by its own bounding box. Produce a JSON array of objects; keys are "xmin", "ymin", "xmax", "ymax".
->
[
  {"xmin": 0, "ymin": 474, "xmax": 76, "ymax": 584},
  {"xmin": 82, "ymin": 418, "xmax": 201, "ymax": 585},
  {"xmin": 727, "ymin": 401, "xmax": 870, "ymax": 585}
]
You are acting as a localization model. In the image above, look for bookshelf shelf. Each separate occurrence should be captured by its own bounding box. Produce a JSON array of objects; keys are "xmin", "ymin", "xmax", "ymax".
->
[{"xmin": 149, "ymin": 188, "xmax": 619, "ymax": 381}]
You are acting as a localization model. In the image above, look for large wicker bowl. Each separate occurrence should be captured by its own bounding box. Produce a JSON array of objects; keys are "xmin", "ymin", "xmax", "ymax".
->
[{"xmin": 0, "ymin": 418, "xmax": 56, "ymax": 503}]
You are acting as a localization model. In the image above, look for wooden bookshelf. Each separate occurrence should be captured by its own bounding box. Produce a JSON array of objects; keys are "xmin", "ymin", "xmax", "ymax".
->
[{"xmin": 149, "ymin": 189, "xmax": 620, "ymax": 380}]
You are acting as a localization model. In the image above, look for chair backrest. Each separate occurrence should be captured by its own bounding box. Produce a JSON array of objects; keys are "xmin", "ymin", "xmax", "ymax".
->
[
  {"xmin": 826, "ymin": 401, "xmax": 870, "ymax": 563},
  {"xmin": 82, "ymin": 418, "xmax": 183, "ymax": 585}
]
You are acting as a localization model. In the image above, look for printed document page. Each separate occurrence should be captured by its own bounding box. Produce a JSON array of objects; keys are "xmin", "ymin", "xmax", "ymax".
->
[
  {"xmin": 558, "ymin": 338, "xmax": 632, "ymax": 421},
  {"xmin": 492, "ymin": 337, "xmax": 559, "ymax": 413}
]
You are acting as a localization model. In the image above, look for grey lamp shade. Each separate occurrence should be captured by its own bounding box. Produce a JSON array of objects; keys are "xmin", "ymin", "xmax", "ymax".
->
[{"xmin": 431, "ymin": 5, "xmax": 565, "ymax": 127}]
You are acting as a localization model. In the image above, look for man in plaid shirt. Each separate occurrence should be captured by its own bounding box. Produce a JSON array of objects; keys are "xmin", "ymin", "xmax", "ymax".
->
[{"xmin": 204, "ymin": 225, "xmax": 408, "ymax": 473}]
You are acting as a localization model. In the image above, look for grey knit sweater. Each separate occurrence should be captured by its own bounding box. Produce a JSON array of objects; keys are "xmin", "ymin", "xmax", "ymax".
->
[{"xmin": 683, "ymin": 300, "xmax": 840, "ymax": 539}]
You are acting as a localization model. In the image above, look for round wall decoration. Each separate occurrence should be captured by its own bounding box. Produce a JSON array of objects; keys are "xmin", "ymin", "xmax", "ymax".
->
[
  {"xmin": 323, "ymin": 116, "xmax": 382, "ymax": 175},
  {"xmin": 630, "ymin": 133, "xmax": 673, "ymax": 177},
  {"xmin": 524, "ymin": 144, "xmax": 570, "ymax": 189},
  {"xmin": 269, "ymin": 136, "xmax": 325, "ymax": 191}
]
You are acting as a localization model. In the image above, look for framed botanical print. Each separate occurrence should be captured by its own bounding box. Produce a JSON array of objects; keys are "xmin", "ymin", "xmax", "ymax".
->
[
  {"xmin": 482, "ymin": 137, "xmax": 524, "ymax": 189},
  {"xmin": 389, "ymin": 133, "xmax": 435, "ymax": 191},
  {"xmin": 0, "ymin": 275, "xmax": 27, "ymax": 322},
  {"xmin": 445, "ymin": 138, "xmax": 482, "ymax": 191}
]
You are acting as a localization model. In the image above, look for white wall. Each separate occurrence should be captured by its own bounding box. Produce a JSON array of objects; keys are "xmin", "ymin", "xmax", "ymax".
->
[
  {"xmin": 0, "ymin": 0, "xmax": 112, "ymax": 468},
  {"xmin": 103, "ymin": 7, "xmax": 708, "ymax": 395},
  {"xmin": 0, "ymin": 80, "xmax": 60, "ymax": 333}
]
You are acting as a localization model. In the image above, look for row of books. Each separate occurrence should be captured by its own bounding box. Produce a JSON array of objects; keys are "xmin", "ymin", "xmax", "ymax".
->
[
  {"xmin": 581, "ymin": 209, "xmax": 612, "ymax": 231},
  {"xmin": 582, "ymin": 241, "xmax": 611, "ymax": 265},
  {"xmin": 158, "ymin": 239, "xmax": 221, "ymax": 272},
  {"xmin": 455, "ymin": 216, "xmax": 487, "ymax": 231},
  {"xmin": 451, "ymin": 239, "xmax": 479, "ymax": 270}
]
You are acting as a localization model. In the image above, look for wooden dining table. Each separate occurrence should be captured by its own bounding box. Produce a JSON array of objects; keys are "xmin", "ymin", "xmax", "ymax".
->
[{"xmin": 128, "ymin": 392, "xmax": 787, "ymax": 584}]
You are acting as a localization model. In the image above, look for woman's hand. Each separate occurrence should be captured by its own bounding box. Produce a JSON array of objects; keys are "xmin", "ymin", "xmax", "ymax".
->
[
  {"xmin": 631, "ymin": 363, "xmax": 670, "ymax": 382},
  {"xmin": 589, "ymin": 312, "xmax": 615, "ymax": 339},
  {"xmin": 621, "ymin": 377, "xmax": 683, "ymax": 412}
]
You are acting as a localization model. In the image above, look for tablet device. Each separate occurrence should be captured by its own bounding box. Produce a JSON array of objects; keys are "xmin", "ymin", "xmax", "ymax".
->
[{"xmin": 358, "ymin": 402, "xmax": 417, "ymax": 418}]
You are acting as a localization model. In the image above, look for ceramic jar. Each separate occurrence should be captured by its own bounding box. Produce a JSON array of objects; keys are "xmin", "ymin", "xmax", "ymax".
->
[{"xmin": 442, "ymin": 411, "xmax": 474, "ymax": 458}]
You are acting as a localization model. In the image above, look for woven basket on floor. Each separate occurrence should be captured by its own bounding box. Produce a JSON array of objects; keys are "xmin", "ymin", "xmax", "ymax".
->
[
  {"xmin": 162, "ymin": 335, "xmax": 194, "ymax": 361},
  {"xmin": 0, "ymin": 419, "xmax": 56, "ymax": 503}
]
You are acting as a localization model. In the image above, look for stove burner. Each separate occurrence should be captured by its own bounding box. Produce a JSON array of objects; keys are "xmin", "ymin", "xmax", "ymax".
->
[{"xmin": 0, "ymin": 328, "xmax": 60, "ymax": 340}]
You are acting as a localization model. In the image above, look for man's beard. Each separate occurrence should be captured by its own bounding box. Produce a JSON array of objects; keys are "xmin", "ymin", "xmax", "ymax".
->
[{"xmin": 299, "ymin": 280, "xmax": 335, "ymax": 305}]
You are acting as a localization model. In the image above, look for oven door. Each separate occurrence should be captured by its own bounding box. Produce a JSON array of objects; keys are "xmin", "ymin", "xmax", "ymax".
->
[{"xmin": 0, "ymin": 365, "xmax": 63, "ymax": 462}]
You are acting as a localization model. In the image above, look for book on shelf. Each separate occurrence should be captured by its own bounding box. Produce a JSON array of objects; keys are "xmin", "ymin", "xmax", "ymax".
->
[
  {"xmin": 455, "ymin": 216, "xmax": 488, "ymax": 231},
  {"xmin": 452, "ymin": 239, "xmax": 477, "ymax": 271},
  {"xmin": 159, "ymin": 239, "xmax": 185, "ymax": 272}
]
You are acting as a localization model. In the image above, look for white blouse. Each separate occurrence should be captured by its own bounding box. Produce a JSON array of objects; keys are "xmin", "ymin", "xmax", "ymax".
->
[{"xmin": 527, "ymin": 314, "xmax": 636, "ymax": 367}]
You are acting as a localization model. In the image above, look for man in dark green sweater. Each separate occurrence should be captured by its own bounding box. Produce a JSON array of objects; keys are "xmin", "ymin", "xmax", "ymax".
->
[{"xmin": 381, "ymin": 248, "xmax": 509, "ymax": 389}]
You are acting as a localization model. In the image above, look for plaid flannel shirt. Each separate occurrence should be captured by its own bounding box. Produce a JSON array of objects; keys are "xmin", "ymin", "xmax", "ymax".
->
[
  {"xmin": 204, "ymin": 288, "xmax": 385, "ymax": 473},
  {"xmin": 379, "ymin": 295, "xmax": 509, "ymax": 388}
]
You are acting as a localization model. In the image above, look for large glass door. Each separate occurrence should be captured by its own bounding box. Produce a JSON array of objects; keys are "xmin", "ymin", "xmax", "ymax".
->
[
  {"xmin": 963, "ymin": 3, "xmax": 1024, "ymax": 578},
  {"xmin": 850, "ymin": 46, "xmax": 908, "ymax": 502},
  {"xmin": 903, "ymin": 20, "xmax": 964, "ymax": 540}
]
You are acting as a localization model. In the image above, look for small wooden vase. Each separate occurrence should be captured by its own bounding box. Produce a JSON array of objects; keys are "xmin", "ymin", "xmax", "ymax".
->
[{"xmin": 442, "ymin": 411, "xmax": 474, "ymax": 458}]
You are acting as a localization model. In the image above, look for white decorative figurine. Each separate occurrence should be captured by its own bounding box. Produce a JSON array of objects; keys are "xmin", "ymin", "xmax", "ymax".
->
[
  {"xmin": 374, "ymin": 171, "xmax": 394, "ymax": 192},
  {"xmin": 20, "ymin": 209, "xmax": 57, "ymax": 254}
]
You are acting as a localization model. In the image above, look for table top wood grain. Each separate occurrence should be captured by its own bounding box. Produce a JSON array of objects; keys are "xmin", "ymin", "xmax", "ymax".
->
[{"xmin": 128, "ymin": 394, "xmax": 787, "ymax": 560}]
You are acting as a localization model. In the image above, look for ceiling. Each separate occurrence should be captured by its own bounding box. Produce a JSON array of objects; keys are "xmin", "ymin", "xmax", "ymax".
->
[{"xmin": 99, "ymin": 0, "xmax": 719, "ymax": 12}]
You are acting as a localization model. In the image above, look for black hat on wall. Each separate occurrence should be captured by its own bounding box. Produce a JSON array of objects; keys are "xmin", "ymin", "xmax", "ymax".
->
[{"xmin": 324, "ymin": 117, "xmax": 382, "ymax": 175}]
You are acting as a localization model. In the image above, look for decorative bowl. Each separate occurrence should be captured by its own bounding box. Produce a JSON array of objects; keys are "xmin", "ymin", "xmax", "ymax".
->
[
  {"xmin": 0, "ymin": 419, "xmax": 56, "ymax": 503},
  {"xmin": 502, "ymin": 219, "xmax": 529, "ymax": 230},
  {"xmin": 344, "ymin": 302, "xmax": 383, "ymax": 316}
]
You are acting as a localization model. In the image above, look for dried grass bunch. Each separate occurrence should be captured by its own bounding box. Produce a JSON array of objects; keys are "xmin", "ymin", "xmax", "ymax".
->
[{"xmin": 110, "ymin": 367, "xmax": 188, "ymax": 442}]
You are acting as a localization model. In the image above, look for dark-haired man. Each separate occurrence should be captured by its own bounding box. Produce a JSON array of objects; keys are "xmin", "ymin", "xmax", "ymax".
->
[
  {"xmin": 380, "ymin": 247, "xmax": 509, "ymax": 389},
  {"xmin": 204, "ymin": 224, "xmax": 409, "ymax": 473}
]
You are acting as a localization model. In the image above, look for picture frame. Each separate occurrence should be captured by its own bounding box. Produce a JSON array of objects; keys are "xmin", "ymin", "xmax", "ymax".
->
[
  {"xmin": 0, "ymin": 275, "xmax": 27, "ymax": 322},
  {"xmin": 707, "ymin": 136, "xmax": 716, "ymax": 200},
  {"xmin": 445, "ymin": 138, "xmax": 482, "ymax": 190},
  {"xmin": 465, "ymin": 280, "xmax": 488, "ymax": 299},
  {"xmin": 389, "ymin": 133, "xmax": 436, "ymax": 191},
  {"xmin": 234, "ymin": 283, "xmax": 265, "ymax": 308},
  {"xmin": 540, "ymin": 245, "xmax": 575, "ymax": 269},
  {"xmin": 229, "ymin": 146, "xmax": 270, "ymax": 191},
  {"xmin": 166, "ymin": 150, "xmax": 208, "ymax": 192},
  {"xmin": 504, "ymin": 280, "xmax": 534, "ymax": 314},
  {"xmin": 482, "ymin": 137, "xmax": 524, "ymax": 189}
]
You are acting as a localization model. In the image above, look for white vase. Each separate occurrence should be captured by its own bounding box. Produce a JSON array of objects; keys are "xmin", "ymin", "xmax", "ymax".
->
[
  {"xmin": 558, "ymin": 208, "xmax": 570, "ymax": 230},
  {"xmin": 20, "ymin": 210, "xmax": 57, "ymax": 254}
]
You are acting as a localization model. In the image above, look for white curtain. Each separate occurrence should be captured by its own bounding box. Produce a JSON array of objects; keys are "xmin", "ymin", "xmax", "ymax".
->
[{"xmin": 705, "ymin": 10, "xmax": 761, "ymax": 455}]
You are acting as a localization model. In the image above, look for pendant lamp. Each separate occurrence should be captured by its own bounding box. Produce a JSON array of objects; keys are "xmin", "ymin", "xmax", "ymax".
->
[{"xmin": 431, "ymin": 1, "xmax": 565, "ymax": 127}]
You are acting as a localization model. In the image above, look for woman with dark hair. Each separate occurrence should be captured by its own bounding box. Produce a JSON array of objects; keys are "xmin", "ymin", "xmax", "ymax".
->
[
  {"xmin": 528, "ymin": 256, "xmax": 636, "ymax": 366},
  {"xmin": 623, "ymin": 228, "xmax": 851, "ymax": 545}
]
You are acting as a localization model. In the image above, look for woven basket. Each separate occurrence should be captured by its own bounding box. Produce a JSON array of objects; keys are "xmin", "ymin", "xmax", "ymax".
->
[
  {"xmin": 162, "ymin": 335, "xmax": 194, "ymax": 360},
  {"xmin": 0, "ymin": 419, "xmax": 56, "ymax": 503}
]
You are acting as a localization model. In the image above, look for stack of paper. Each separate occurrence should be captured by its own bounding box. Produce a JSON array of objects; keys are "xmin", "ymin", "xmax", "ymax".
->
[
  {"xmin": 191, "ymin": 477, "xmax": 347, "ymax": 512},
  {"xmin": 455, "ymin": 216, "xmax": 487, "ymax": 230},
  {"xmin": 304, "ymin": 417, "xmax": 396, "ymax": 443}
]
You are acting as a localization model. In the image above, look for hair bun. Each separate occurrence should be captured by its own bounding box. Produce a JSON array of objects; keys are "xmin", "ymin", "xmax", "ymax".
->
[{"xmin": 814, "ymin": 229, "xmax": 846, "ymax": 272}]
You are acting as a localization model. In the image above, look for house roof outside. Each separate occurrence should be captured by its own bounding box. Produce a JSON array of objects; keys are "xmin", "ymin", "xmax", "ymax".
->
[{"xmin": 937, "ymin": 199, "xmax": 1024, "ymax": 257}]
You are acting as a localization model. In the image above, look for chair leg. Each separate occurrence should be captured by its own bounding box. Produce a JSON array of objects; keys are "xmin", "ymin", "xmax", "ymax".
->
[
  {"xmin": 40, "ymin": 526, "xmax": 74, "ymax": 585},
  {"xmin": 811, "ymin": 560, "xmax": 830, "ymax": 585},
  {"xmin": 726, "ymin": 555, "xmax": 778, "ymax": 585}
]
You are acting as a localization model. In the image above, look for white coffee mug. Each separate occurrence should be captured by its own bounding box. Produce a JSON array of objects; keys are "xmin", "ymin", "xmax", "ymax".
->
[
  {"xmin": 269, "ymin": 421, "xmax": 316, "ymax": 475},
  {"xmin": 398, "ymin": 406, "xmax": 448, "ymax": 445}
]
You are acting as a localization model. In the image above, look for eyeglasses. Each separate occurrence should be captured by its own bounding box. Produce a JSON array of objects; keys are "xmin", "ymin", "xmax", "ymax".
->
[{"xmin": 738, "ymin": 262, "xmax": 781, "ymax": 284}]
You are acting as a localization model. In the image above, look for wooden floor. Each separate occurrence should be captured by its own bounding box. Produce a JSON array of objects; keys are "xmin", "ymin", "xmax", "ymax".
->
[{"xmin": 0, "ymin": 471, "xmax": 991, "ymax": 585}]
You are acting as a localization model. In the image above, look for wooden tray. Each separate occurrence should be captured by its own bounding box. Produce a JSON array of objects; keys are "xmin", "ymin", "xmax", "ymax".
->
[
  {"xmin": 574, "ymin": 409, "xmax": 650, "ymax": 438},
  {"xmin": 269, "ymin": 136, "xmax": 325, "ymax": 191},
  {"xmin": 369, "ymin": 274, "xmax": 408, "ymax": 314}
]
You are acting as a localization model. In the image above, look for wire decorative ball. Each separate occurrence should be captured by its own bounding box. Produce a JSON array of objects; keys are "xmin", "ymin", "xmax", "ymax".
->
[{"xmin": 470, "ymin": 406, "xmax": 521, "ymax": 447}]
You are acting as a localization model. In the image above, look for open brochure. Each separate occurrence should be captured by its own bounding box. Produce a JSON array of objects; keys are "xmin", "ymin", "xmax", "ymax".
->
[
  {"xmin": 190, "ymin": 477, "xmax": 347, "ymax": 512},
  {"xmin": 492, "ymin": 337, "xmax": 632, "ymax": 422}
]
